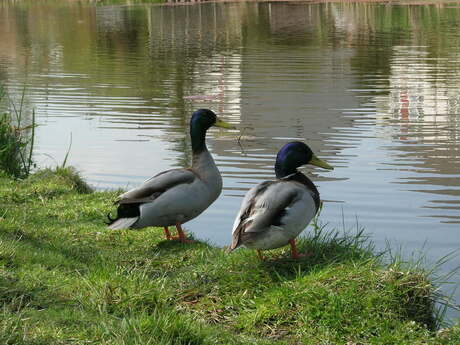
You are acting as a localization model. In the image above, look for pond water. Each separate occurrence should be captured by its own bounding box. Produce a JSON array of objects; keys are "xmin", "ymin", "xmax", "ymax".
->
[{"xmin": 1, "ymin": 0, "xmax": 459, "ymax": 318}]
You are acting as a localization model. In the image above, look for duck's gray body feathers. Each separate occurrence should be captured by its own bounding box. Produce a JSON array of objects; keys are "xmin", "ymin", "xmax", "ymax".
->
[
  {"xmin": 108, "ymin": 149, "xmax": 222, "ymax": 229},
  {"xmin": 230, "ymin": 173, "xmax": 319, "ymax": 251}
]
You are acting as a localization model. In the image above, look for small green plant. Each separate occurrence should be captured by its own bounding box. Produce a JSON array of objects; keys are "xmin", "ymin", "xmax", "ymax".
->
[{"xmin": 0, "ymin": 85, "xmax": 36, "ymax": 179}]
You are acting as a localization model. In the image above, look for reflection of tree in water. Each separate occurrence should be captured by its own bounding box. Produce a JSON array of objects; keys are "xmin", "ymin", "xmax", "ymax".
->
[
  {"xmin": 145, "ymin": 4, "xmax": 245, "ymax": 168},
  {"xmin": 342, "ymin": 4, "xmax": 460, "ymax": 82}
]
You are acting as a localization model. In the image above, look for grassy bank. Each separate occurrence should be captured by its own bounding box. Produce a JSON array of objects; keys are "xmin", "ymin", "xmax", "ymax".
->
[{"xmin": 0, "ymin": 168, "xmax": 459, "ymax": 344}]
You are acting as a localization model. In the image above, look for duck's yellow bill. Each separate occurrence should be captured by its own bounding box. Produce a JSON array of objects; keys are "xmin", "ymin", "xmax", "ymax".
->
[
  {"xmin": 214, "ymin": 118, "xmax": 236, "ymax": 129},
  {"xmin": 309, "ymin": 154, "xmax": 334, "ymax": 170}
]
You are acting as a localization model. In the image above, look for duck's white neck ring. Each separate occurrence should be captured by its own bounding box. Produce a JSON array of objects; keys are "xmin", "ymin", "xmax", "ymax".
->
[{"xmin": 279, "ymin": 172, "xmax": 297, "ymax": 180}]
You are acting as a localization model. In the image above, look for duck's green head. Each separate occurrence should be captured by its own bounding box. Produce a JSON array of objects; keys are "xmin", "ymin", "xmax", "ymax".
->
[
  {"xmin": 275, "ymin": 141, "xmax": 333, "ymax": 178},
  {"xmin": 190, "ymin": 109, "xmax": 234, "ymax": 152}
]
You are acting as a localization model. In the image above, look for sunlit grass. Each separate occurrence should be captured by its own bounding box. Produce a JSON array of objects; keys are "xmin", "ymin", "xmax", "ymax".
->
[{"xmin": 0, "ymin": 168, "xmax": 459, "ymax": 344}]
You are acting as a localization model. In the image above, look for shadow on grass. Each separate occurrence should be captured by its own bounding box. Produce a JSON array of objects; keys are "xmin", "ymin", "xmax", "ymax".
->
[
  {"xmin": 1, "ymin": 227, "xmax": 100, "ymax": 269},
  {"xmin": 154, "ymin": 238, "xmax": 207, "ymax": 251}
]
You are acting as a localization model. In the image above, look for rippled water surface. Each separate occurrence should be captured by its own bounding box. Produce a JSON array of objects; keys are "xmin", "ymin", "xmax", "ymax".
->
[{"xmin": 1, "ymin": 0, "xmax": 460, "ymax": 317}]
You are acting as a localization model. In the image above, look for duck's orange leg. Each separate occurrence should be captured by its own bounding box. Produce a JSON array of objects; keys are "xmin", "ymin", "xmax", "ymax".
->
[
  {"xmin": 289, "ymin": 239, "xmax": 312, "ymax": 259},
  {"xmin": 163, "ymin": 227, "xmax": 171, "ymax": 240},
  {"xmin": 256, "ymin": 249, "xmax": 265, "ymax": 260},
  {"xmin": 172, "ymin": 223, "xmax": 194, "ymax": 243},
  {"xmin": 289, "ymin": 239, "xmax": 299, "ymax": 259}
]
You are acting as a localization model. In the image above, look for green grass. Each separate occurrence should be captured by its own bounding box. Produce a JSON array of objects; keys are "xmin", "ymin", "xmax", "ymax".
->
[{"xmin": 0, "ymin": 168, "xmax": 459, "ymax": 344}]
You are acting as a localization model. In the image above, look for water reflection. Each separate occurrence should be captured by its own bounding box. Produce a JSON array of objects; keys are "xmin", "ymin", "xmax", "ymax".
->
[
  {"xmin": 1, "ymin": 1, "xmax": 460, "ymax": 316},
  {"xmin": 373, "ymin": 45, "xmax": 460, "ymax": 223}
]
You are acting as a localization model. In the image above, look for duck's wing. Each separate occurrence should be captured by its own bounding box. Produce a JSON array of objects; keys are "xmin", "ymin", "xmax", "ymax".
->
[
  {"xmin": 230, "ymin": 181, "xmax": 301, "ymax": 250},
  {"xmin": 117, "ymin": 168, "xmax": 197, "ymax": 205}
]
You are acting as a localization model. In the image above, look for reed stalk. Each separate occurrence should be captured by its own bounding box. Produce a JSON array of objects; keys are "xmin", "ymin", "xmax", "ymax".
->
[{"xmin": 0, "ymin": 84, "xmax": 36, "ymax": 178}]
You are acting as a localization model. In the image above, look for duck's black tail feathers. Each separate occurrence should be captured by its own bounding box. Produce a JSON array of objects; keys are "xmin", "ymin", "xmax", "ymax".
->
[{"xmin": 106, "ymin": 203, "xmax": 140, "ymax": 230}]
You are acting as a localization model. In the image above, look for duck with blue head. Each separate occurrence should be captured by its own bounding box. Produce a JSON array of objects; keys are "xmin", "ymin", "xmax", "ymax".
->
[
  {"xmin": 229, "ymin": 141, "xmax": 333, "ymax": 259},
  {"xmin": 107, "ymin": 109, "xmax": 234, "ymax": 242}
]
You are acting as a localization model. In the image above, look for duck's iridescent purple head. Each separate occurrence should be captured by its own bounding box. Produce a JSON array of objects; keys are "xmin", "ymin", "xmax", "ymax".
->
[{"xmin": 275, "ymin": 141, "xmax": 333, "ymax": 178}]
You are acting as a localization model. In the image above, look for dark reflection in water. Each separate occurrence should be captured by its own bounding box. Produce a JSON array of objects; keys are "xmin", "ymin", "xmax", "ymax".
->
[{"xmin": 1, "ymin": 1, "xmax": 460, "ymax": 317}]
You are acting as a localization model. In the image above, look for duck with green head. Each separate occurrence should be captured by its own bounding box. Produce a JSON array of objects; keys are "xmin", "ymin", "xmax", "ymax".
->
[
  {"xmin": 229, "ymin": 141, "xmax": 333, "ymax": 259},
  {"xmin": 107, "ymin": 109, "xmax": 234, "ymax": 242}
]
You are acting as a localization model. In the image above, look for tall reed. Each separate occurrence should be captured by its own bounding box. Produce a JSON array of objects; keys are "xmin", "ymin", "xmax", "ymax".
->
[{"xmin": 0, "ymin": 84, "xmax": 36, "ymax": 178}]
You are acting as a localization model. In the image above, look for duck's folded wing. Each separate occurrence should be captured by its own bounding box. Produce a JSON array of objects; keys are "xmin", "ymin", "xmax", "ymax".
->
[
  {"xmin": 230, "ymin": 181, "xmax": 299, "ymax": 250},
  {"xmin": 117, "ymin": 168, "xmax": 197, "ymax": 204}
]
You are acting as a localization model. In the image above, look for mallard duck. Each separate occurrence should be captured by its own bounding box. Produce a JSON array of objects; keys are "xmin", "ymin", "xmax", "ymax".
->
[
  {"xmin": 107, "ymin": 109, "xmax": 234, "ymax": 242},
  {"xmin": 229, "ymin": 141, "xmax": 333, "ymax": 259}
]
